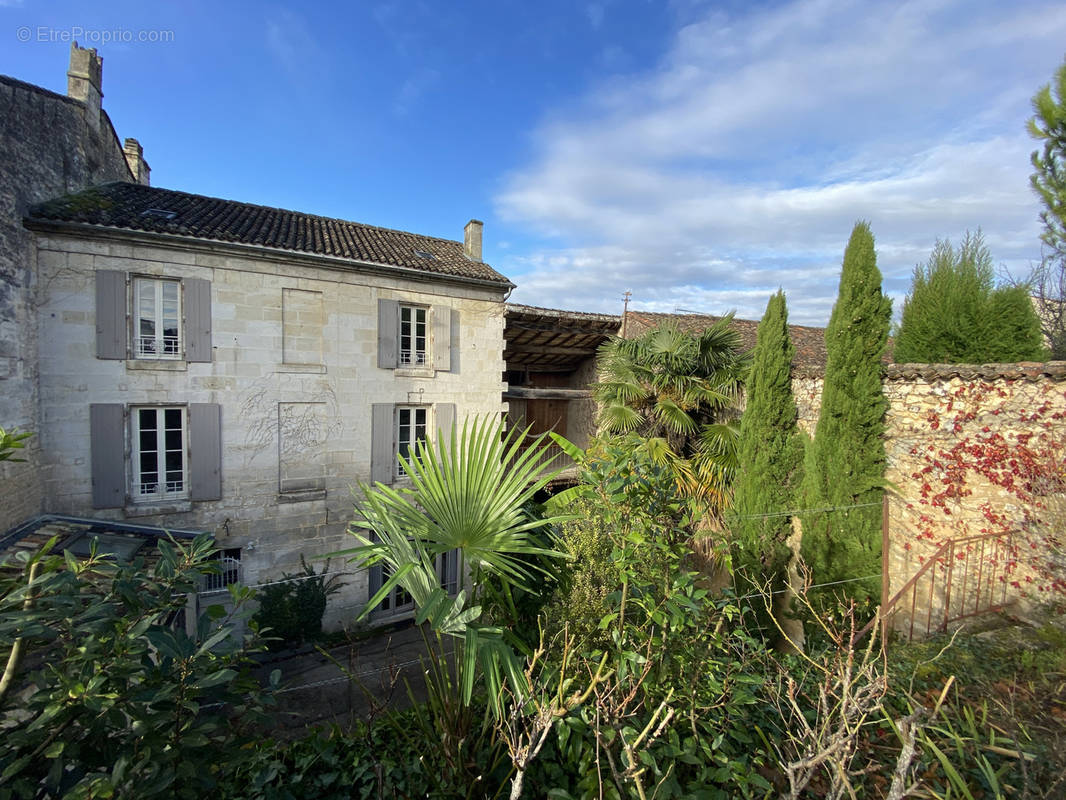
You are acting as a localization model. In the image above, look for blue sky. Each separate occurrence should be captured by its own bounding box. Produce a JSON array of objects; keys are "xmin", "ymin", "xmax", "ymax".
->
[{"xmin": 3, "ymin": 0, "xmax": 1065, "ymax": 325}]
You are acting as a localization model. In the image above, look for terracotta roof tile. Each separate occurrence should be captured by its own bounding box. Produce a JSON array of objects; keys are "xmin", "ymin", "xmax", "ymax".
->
[
  {"xmin": 625, "ymin": 311, "xmax": 830, "ymax": 371},
  {"xmin": 27, "ymin": 182, "xmax": 512, "ymax": 286}
]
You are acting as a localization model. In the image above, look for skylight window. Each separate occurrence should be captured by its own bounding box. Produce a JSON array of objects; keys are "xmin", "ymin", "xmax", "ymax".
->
[
  {"xmin": 141, "ymin": 208, "xmax": 178, "ymax": 220},
  {"xmin": 413, "ymin": 249, "xmax": 437, "ymax": 261},
  {"xmin": 63, "ymin": 531, "xmax": 146, "ymax": 561}
]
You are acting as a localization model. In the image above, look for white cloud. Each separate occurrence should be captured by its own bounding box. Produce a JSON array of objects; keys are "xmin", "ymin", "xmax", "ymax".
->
[
  {"xmin": 497, "ymin": 0, "xmax": 1066, "ymax": 325},
  {"xmin": 265, "ymin": 9, "xmax": 320, "ymax": 77}
]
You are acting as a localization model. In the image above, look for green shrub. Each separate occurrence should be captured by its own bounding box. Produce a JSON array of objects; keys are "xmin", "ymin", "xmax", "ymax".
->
[
  {"xmin": 216, "ymin": 719, "xmax": 436, "ymax": 800},
  {"xmin": 533, "ymin": 436, "xmax": 779, "ymax": 798},
  {"xmin": 0, "ymin": 534, "xmax": 273, "ymax": 799},
  {"xmin": 529, "ymin": 532, "xmax": 778, "ymax": 799},
  {"xmin": 545, "ymin": 434, "xmax": 688, "ymax": 648},
  {"xmin": 253, "ymin": 556, "xmax": 342, "ymax": 650}
]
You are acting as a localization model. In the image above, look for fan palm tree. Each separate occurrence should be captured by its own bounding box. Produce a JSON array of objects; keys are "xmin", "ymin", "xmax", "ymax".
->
[
  {"xmin": 594, "ymin": 316, "xmax": 749, "ymax": 516},
  {"xmin": 333, "ymin": 414, "xmax": 570, "ymax": 715}
]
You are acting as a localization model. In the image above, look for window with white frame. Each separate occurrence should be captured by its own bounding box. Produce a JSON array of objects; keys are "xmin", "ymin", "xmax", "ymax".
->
[
  {"xmin": 134, "ymin": 277, "xmax": 182, "ymax": 358},
  {"xmin": 398, "ymin": 304, "xmax": 427, "ymax": 366},
  {"xmin": 395, "ymin": 406, "xmax": 427, "ymax": 478},
  {"xmin": 132, "ymin": 406, "xmax": 187, "ymax": 499}
]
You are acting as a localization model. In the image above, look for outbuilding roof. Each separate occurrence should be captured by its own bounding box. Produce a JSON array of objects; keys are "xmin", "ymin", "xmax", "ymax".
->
[
  {"xmin": 1, "ymin": 514, "xmax": 204, "ymax": 570},
  {"xmin": 625, "ymin": 310, "xmax": 831, "ymax": 372},
  {"xmin": 504, "ymin": 303, "xmax": 621, "ymax": 372}
]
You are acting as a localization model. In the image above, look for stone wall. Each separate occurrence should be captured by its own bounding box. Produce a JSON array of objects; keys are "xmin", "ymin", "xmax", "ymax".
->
[
  {"xmin": 33, "ymin": 230, "xmax": 508, "ymax": 629},
  {"xmin": 0, "ymin": 51, "xmax": 136, "ymax": 532},
  {"xmin": 792, "ymin": 363, "xmax": 1066, "ymax": 630}
]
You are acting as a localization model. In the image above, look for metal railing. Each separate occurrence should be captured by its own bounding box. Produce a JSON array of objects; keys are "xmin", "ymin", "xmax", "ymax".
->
[
  {"xmin": 856, "ymin": 530, "xmax": 1015, "ymax": 644},
  {"xmin": 136, "ymin": 334, "xmax": 181, "ymax": 358},
  {"xmin": 399, "ymin": 349, "xmax": 426, "ymax": 366},
  {"xmin": 201, "ymin": 556, "xmax": 242, "ymax": 594}
]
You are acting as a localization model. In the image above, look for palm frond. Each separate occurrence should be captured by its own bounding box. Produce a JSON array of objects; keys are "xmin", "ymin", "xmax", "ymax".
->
[
  {"xmin": 345, "ymin": 415, "xmax": 569, "ymax": 599},
  {"xmin": 653, "ymin": 397, "xmax": 698, "ymax": 435},
  {"xmin": 599, "ymin": 402, "xmax": 644, "ymax": 434}
]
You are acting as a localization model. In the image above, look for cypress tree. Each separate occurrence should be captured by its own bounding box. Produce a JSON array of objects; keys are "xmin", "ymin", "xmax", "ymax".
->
[
  {"xmin": 893, "ymin": 231, "xmax": 1045, "ymax": 364},
  {"xmin": 801, "ymin": 222, "xmax": 891, "ymax": 605},
  {"xmin": 732, "ymin": 290, "xmax": 804, "ymax": 602}
]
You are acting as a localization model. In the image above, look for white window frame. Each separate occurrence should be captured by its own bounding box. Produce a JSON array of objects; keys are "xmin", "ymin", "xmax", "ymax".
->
[
  {"xmin": 395, "ymin": 405, "xmax": 428, "ymax": 479},
  {"xmin": 133, "ymin": 276, "xmax": 183, "ymax": 359},
  {"xmin": 398, "ymin": 304, "xmax": 428, "ymax": 366},
  {"xmin": 131, "ymin": 406, "xmax": 188, "ymax": 501}
]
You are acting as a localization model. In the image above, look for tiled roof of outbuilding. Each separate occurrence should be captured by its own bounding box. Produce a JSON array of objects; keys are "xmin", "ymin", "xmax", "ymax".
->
[
  {"xmin": 625, "ymin": 311, "xmax": 832, "ymax": 372},
  {"xmin": 26, "ymin": 182, "xmax": 512, "ymax": 286},
  {"xmin": 504, "ymin": 303, "xmax": 622, "ymax": 372}
]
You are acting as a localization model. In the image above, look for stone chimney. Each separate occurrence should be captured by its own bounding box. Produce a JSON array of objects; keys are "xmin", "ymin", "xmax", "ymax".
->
[
  {"xmin": 463, "ymin": 219, "xmax": 483, "ymax": 261},
  {"xmin": 123, "ymin": 138, "xmax": 151, "ymax": 186},
  {"xmin": 67, "ymin": 42, "xmax": 103, "ymax": 131}
]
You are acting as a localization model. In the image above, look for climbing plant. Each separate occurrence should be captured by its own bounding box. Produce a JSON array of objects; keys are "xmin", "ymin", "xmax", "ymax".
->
[{"xmin": 901, "ymin": 379, "xmax": 1066, "ymax": 602}]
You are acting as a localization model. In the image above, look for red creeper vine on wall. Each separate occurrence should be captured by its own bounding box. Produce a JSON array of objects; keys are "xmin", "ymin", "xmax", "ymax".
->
[{"xmin": 904, "ymin": 380, "xmax": 1066, "ymax": 600}]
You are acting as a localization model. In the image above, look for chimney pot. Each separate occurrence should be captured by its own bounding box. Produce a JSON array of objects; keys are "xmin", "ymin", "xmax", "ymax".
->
[
  {"xmin": 463, "ymin": 219, "xmax": 483, "ymax": 261},
  {"xmin": 123, "ymin": 138, "xmax": 151, "ymax": 186},
  {"xmin": 67, "ymin": 42, "xmax": 103, "ymax": 130}
]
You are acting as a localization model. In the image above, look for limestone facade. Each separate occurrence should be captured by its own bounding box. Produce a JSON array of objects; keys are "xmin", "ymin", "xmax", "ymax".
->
[{"xmin": 31, "ymin": 230, "xmax": 508, "ymax": 627}]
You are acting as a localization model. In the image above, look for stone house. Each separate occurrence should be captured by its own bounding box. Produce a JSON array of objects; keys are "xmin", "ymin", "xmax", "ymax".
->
[{"xmin": 2, "ymin": 46, "xmax": 512, "ymax": 628}]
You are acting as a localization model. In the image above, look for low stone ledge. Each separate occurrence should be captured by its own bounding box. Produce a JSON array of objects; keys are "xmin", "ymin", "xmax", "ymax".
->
[{"xmin": 885, "ymin": 361, "xmax": 1066, "ymax": 382}]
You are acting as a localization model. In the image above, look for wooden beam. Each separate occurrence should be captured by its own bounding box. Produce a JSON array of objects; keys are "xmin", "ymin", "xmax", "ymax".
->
[
  {"xmin": 503, "ymin": 387, "xmax": 593, "ymax": 400},
  {"xmin": 505, "ymin": 343, "xmax": 600, "ymax": 357},
  {"xmin": 505, "ymin": 365, "xmax": 575, "ymax": 373}
]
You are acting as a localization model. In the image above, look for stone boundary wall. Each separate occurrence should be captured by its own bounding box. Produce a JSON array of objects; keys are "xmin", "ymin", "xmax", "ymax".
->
[{"xmin": 793, "ymin": 363, "xmax": 1066, "ymax": 631}]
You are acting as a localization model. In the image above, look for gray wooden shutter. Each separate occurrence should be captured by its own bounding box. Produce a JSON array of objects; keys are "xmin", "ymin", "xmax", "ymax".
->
[
  {"xmin": 377, "ymin": 299, "xmax": 398, "ymax": 369},
  {"xmin": 183, "ymin": 278, "xmax": 212, "ymax": 363},
  {"xmin": 90, "ymin": 403, "xmax": 125, "ymax": 508},
  {"xmin": 95, "ymin": 270, "xmax": 127, "ymax": 359},
  {"xmin": 435, "ymin": 403, "xmax": 456, "ymax": 448},
  {"xmin": 371, "ymin": 403, "xmax": 394, "ymax": 484},
  {"xmin": 189, "ymin": 403, "xmax": 222, "ymax": 501},
  {"xmin": 432, "ymin": 305, "xmax": 451, "ymax": 371},
  {"xmin": 449, "ymin": 308, "xmax": 461, "ymax": 374}
]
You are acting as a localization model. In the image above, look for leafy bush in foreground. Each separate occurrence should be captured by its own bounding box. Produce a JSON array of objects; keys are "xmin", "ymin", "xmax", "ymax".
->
[{"xmin": 0, "ymin": 534, "xmax": 271, "ymax": 799}]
